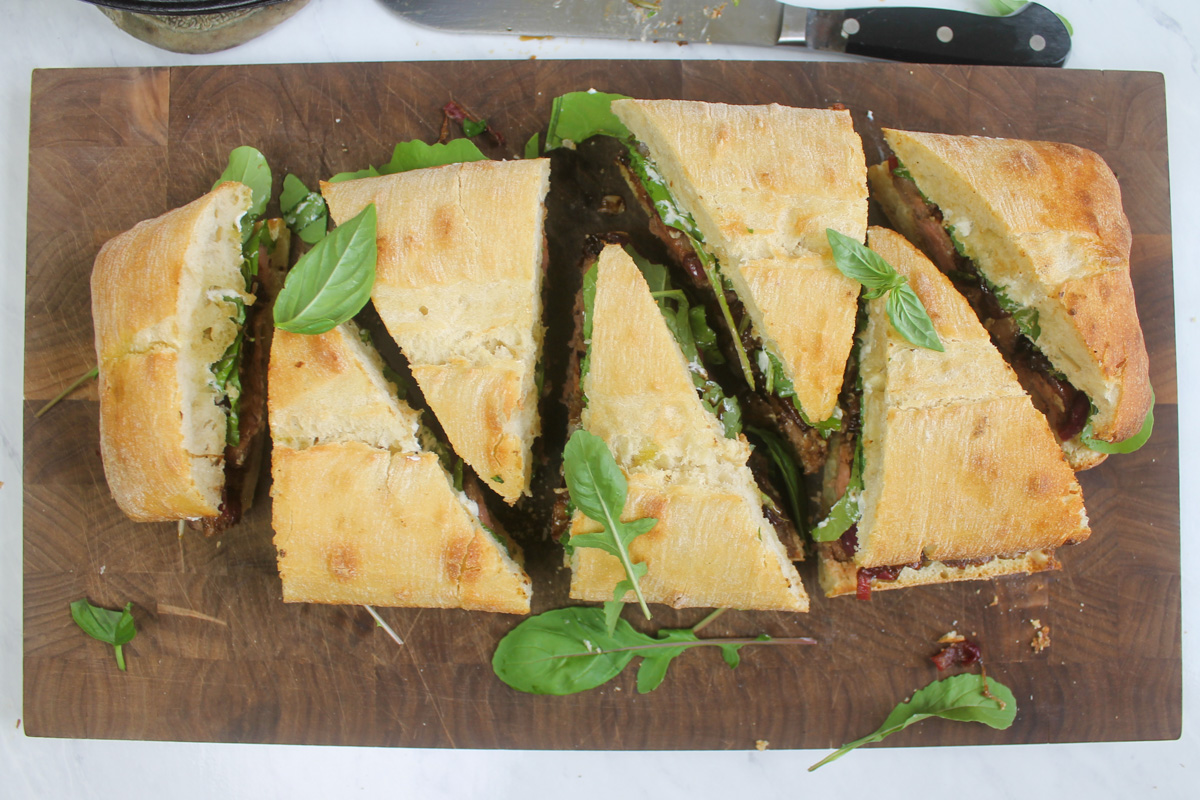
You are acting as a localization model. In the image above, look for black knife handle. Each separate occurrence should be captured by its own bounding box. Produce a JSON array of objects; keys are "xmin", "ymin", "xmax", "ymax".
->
[{"xmin": 809, "ymin": 3, "xmax": 1071, "ymax": 67}]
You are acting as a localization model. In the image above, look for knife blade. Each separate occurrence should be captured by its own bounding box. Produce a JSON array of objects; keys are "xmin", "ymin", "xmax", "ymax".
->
[{"xmin": 380, "ymin": 0, "xmax": 1070, "ymax": 67}]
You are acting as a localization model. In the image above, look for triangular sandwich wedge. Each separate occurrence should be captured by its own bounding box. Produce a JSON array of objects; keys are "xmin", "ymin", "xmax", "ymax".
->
[
  {"xmin": 321, "ymin": 159, "xmax": 550, "ymax": 503},
  {"xmin": 611, "ymin": 99, "xmax": 866, "ymax": 472},
  {"xmin": 268, "ymin": 321, "xmax": 531, "ymax": 614},
  {"xmin": 568, "ymin": 243, "xmax": 809, "ymax": 612},
  {"xmin": 817, "ymin": 228, "xmax": 1090, "ymax": 598},
  {"xmin": 868, "ymin": 129, "xmax": 1152, "ymax": 469}
]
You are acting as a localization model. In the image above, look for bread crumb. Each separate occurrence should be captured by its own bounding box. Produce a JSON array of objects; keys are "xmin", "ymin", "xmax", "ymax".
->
[
  {"xmin": 755, "ymin": 739, "xmax": 769, "ymax": 751},
  {"xmin": 1030, "ymin": 619, "xmax": 1051, "ymax": 653},
  {"xmin": 987, "ymin": 594, "xmax": 999, "ymax": 607},
  {"xmin": 937, "ymin": 630, "xmax": 965, "ymax": 644}
]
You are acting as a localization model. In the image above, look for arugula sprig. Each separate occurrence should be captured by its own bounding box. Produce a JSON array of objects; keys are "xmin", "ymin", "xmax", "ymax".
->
[
  {"xmin": 809, "ymin": 673, "xmax": 1017, "ymax": 770},
  {"xmin": 70, "ymin": 599, "xmax": 137, "ymax": 671},
  {"xmin": 563, "ymin": 430, "xmax": 656, "ymax": 629},
  {"xmin": 280, "ymin": 174, "xmax": 328, "ymax": 244},
  {"xmin": 274, "ymin": 204, "xmax": 377, "ymax": 335},
  {"xmin": 492, "ymin": 606, "xmax": 816, "ymax": 695},
  {"xmin": 329, "ymin": 139, "xmax": 488, "ymax": 183},
  {"xmin": 827, "ymin": 229, "xmax": 944, "ymax": 352}
]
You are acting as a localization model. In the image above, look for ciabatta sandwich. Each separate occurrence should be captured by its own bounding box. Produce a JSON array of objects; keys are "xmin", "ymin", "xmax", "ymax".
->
[
  {"xmin": 566, "ymin": 243, "xmax": 808, "ymax": 612},
  {"xmin": 816, "ymin": 228, "xmax": 1090, "ymax": 598},
  {"xmin": 92, "ymin": 182, "xmax": 288, "ymax": 528},
  {"xmin": 268, "ymin": 321, "xmax": 531, "ymax": 613},
  {"xmin": 320, "ymin": 159, "xmax": 550, "ymax": 504},
  {"xmin": 868, "ymin": 129, "xmax": 1152, "ymax": 469},
  {"xmin": 610, "ymin": 99, "xmax": 866, "ymax": 473}
]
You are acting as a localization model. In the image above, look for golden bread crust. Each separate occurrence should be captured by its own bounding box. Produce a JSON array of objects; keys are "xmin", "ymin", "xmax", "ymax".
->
[
  {"xmin": 854, "ymin": 229, "xmax": 1089, "ymax": 569},
  {"xmin": 880, "ymin": 129, "xmax": 1151, "ymax": 442},
  {"xmin": 268, "ymin": 323, "xmax": 531, "ymax": 613},
  {"xmin": 97, "ymin": 350, "xmax": 220, "ymax": 520},
  {"xmin": 91, "ymin": 182, "xmax": 252, "ymax": 520},
  {"xmin": 572, "ymin": 245, "xmax": 808, "ymax": 612},
  {"xmin": 320, "ymin": 159, "xmax": 549, "ymax": 502},
  {"xmin": 612, "ymin": 100, "xmax": 866, "ymax": 421},
  {"xmin": 272, "ymin": 443, "xmax": 530, "ymax": 613},
  {"xmin": 818, "ymin": 546, "xmax": 1060, "ymax": 598}
]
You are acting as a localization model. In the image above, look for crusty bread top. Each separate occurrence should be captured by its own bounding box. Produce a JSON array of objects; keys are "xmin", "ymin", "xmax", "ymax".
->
[
  {"xmin": 268, "ymin": 322, "xmax": 531, "ymax": 613},
  {"xmin": 320, "ymin": 159, "xmax": 550, "ymax": 502},
  {"xmin": 881, "ymin": 129, "xmax": 1151, "ymax": 442},
  {"xmin": 571, "ymin": 244, "xmax": 808, "ymax": 611},
  {"xmin": 612, "ymin": 100, "xmax": 865, "ymax": 421},
  {"xmin": 854, "ymin": 228, "xmax": 1089, "ymax": 568},
  {"xmin": 91, "ymin": 182, "xmax": 252, "ymax": 521}
]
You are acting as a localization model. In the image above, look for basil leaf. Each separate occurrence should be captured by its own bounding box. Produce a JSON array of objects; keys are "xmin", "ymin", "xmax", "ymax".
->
[
  {"xmin": 524, "ymin": 132, "xmax": 540, "ymax": 159},
  {"xmin": 828, "ymin": 229, "xmax": 944, "ymax": 352},
  {"xmin": 214, "ymin": 145, "xmax": 271, "ymax": 219},
  {"xmin": 545, "ymin": 91, "xmax": 632, "ymax": 150},
  {"xmin": 492, "ymin": 607, "xmax": 643, "ymax": 695},
  {"xmin": 274, "ymin": 203, "xmax": 377, "ymax": 334},
  {"xmin": 70, "ymin": 599, "xmax": 136, "ymax": 672},
  {"xmin": 827, "ymin": 229, "xmax": 904, "ymax": 293},
  {"xmin": 1081, "ymin": 391, "xmax": 1155, "ymax": 454},
  {"xmin": 887, "ymin": 283, "xmax": 945, "ymax": 352},
  {"xmin": 462, "ymin": 118, "xmax": 487, "ymax": 138},
  {"xmin": 328, "ymin": 165, "xmax": 381, "ymax": 184},
  {"xmin": 809, "ymin": 673, "xmax": 1017, "ymax": 771},
  {"xmin": 380, "ymin": 139, "xmax": 487, "ymax": 174},
  {"xmin": 563, "ymin": 430, "xmax": 656, "ymax": 622},
  {"xmin": 281, "ymin": 173, "xmax": 328, "ymax": 244}
]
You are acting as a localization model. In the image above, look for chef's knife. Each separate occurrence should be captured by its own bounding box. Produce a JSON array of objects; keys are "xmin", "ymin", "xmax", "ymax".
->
[{"xmin": 380, "ymin": 0, "xmax": 1070, "ymax": 67}]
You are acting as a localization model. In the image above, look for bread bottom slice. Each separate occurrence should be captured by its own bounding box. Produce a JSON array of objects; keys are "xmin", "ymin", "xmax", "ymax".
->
[
  {"xmin": 273, "ymin": 442, "xmax": 531, "ymax": 614},
  {"xmin": 818, "ymin": 546, "xmax": 1060, "ymax": 598}
]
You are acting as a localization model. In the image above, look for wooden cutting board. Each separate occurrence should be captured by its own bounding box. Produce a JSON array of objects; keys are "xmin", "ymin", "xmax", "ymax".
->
[{"xmin": 23, "ymin": 61, "xmax": 1178, "ymax": 749}]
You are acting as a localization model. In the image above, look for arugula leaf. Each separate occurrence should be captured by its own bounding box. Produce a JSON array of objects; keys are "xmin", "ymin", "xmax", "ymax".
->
[
  {"xmin": 274, "ymin": 203, "xmax": 377, "ymax": 334},
  {"xmin": 563, "ymin": 430, "xmax": 656, "ymax": 625},
  {"xmin": 492, "ymin": 606, "xmax": 815, "ymax": 695},
  {"xmin": 746, "ymin": 426, "xmax": 805, "ymax": 526},
  {"xmin": 214, "ymin": 145, "xmax": 272, "ymax": 219},
  {"xmin": 379, "ymin": 139, "xmax": 488, "ymax": 174},
  {"xmin": 809, "ymin": 673, "xmax": 1017, "ymax": 770},
  {"xmin": 524, "ymin": 132, "xmax": 540, "ymax": 159},
  {"xmin": 462, "ymin": 118, "xmax": 487, "ymax": 138},
  {"xmin": 70, "ymin": 599, "xmax": 136, "ymax": 671},
  {"xmin": 281, "ymin": 173, "xmax": 328, "ymax": 244},
  {"xmin": 545, "ymin": 91, "xmax": 632, "ymax": 150},
  {"xmin": 328, "ymin": 165, "xmax": 381, "ymax": 184},
  {"xmin": 758, "ymin": 348, "xmax": 840, "ymax": 436},
  {"xmin": 1081, "ymin": 391, "xmax": 1155, "ymax": 454},
  {"xmin": 811, "ymin": 436, "xmax": 864, "ymax": 542},
  {"xmin": 828, "ymin": 229, "xmax": 944, "ymax": 352}
]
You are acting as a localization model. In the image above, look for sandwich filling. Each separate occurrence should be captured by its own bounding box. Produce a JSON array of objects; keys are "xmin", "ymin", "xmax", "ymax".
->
[{"xmin": 556, "ymin": 235, "xmax": 802, "ymax": 559}]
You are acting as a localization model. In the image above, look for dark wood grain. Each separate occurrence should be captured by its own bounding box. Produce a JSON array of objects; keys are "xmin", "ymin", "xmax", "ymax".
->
[{"xmin": 24, "ymin": 62, "xmax": 1179, "ymax": 749}]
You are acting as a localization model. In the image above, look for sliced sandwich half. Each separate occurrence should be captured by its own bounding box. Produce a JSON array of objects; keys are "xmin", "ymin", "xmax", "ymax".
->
[
  {"xmin": 268, "ymin": 320, "xmax": 531, "ymax": 613},
  {"xmin": 320, "ymin": 159, "xmax": 550, "ymax": 503},
  {"xmin": 817, "ymin": 228, "xmax": 1090, "ymax": 598},
  {"xmin": 568, "ymin": 243, "xmax": 809, "ymax": 612},
  {"xmin": 869, "ymin": 129, "xmax": 1152, "ymax": 469},
  {"xmin": 92, "ymin": 182, "xmax": 288, "ymax": 528},
  {"xmin": 610, "ymin": 99, "xmax": 866, "ymax": 472}
]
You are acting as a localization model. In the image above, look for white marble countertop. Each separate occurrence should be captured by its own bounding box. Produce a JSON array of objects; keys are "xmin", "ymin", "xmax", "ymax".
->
[{"xmin": 2, "ymin": 0, "xmax": 1196, "ymax": 797}]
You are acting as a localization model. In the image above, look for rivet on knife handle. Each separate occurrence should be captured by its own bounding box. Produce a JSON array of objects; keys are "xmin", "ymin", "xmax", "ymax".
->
[{"xmin": 791, "ymin": 3, "xmax": 1071, "ymax": 67}]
